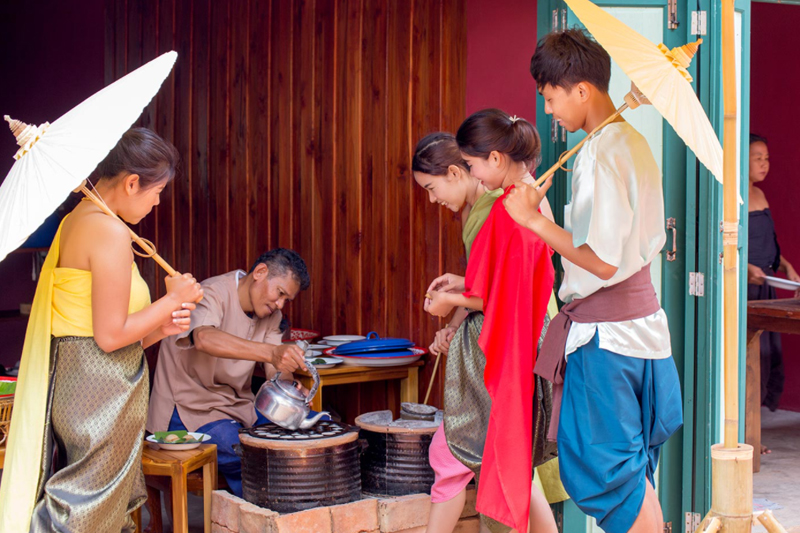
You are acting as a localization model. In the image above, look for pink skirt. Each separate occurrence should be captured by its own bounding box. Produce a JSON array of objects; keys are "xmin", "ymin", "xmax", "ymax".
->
[{"xmin": 429, "ymin": 423, "xmax": 474, "ymax": 503}]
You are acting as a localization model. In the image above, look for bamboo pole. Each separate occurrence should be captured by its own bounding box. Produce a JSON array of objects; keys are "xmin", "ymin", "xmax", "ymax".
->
[
  {"xmin": 696, "ymin": 517, "xmax": 722, "ymax": 533},
  {"xmin": 721, "ymin": 0, "xmax": 740, "ymax": 450},
  {"xmin": 707, "ymin": 444, "xmax": 753, "ymax": 533},
  {"xmin": 758, "ymin": 510, "xmax": 789, "ymax": 533},
  {"xmin": 80, "ymin": 185, "xmax": 179, "ymax": 277}
]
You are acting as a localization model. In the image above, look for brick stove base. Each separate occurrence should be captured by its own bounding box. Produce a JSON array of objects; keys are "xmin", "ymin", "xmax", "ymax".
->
[{"xmin": 211, "ymin": 489, "xmax": 480, "ymax": 533}]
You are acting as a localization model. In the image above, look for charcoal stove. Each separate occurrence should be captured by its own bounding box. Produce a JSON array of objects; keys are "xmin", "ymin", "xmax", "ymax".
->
[
  {"xmin": 238, "ymin": 420, "xmax": 362, "ymax": 513},
  {"xmin": 355, "ymin": 410, "xmax": 441, "ymax": 497}
]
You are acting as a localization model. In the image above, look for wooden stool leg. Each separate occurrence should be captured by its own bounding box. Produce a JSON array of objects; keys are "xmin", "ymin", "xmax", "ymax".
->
[
  {"xmin": 144, "ymin": 484, "xmax": 163, "ymax": 533},
  {"xmin": 171, "ymin": 468, "xmax": 189, "ymax": 533},
  {"xmin": 132, "ymin": 506, "xmax": 142, "ymax": 533},
  {"xmin": 203, "ymin": 462, "xmax": 213, "ymax": 533}
]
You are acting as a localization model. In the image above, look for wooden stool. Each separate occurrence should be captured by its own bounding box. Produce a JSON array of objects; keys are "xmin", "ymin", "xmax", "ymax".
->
[
  {"xmin": 0, "ymin": 445, "xmax": 5, "ymax": 469},
  {"xmin": 133, "ymin": 443, "xmax": 217, "ymax": 533}
]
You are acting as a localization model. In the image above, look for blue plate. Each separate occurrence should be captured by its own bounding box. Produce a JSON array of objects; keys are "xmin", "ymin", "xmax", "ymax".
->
[
  {"xmin": 325, "ymin": 347, "xmax": 414, "ymax": 358},
  {"xmin": 332, "ymin": 331, "xmax": 414, "ymax": 355}
]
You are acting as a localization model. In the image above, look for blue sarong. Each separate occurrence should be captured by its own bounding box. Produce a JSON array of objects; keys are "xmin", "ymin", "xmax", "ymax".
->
[{"xmin": 557, "ymin": 334, "xmax": 683, "ymax": 533}]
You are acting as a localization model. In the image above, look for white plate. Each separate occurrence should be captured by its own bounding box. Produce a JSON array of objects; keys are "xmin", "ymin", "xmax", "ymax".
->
[
  {"xmin": 306, "ymin": 356, "xmax": 344, "ymax": 369},
  {"xmin": 764, "ymin": 275, "xmax": 800, "ymax": 291},
  {"xmin": 304, "ymin": 350, "xmax": 324, "ymax": 358},
  {"xmin": 306, "ymin": 344, "xmax": 329, "ymax": 351},
  {"xmin": 338, "ymin": 349, "xmax": 424, "ymax": 368},
  {"xmin": 146, "ymin": 432, "xmax": 211, "ymax": 451},
  {"xmin": 323, "ymin": 335, "xmax": 366, "ymax": 344}
]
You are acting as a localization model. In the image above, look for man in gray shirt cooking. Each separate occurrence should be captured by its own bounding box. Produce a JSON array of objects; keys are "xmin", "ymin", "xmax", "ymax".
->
[{"xmin": 147, "ymin": 248, "xmax": 310, "ymax": 496}]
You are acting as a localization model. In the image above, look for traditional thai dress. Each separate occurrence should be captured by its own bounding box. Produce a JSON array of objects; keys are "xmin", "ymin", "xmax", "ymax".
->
[
  {"xmin": 747, "ymin": 208, "xmax": 784, "ymax": 410},
  {"xmin": 440, "ymin": 185, "xmax": 555, "ymax": 533},
  {"xmin": 429, "ymin": 189, "xmax": 500, "ymax": 504},
  {"xmin": 0, "ymin": 218, "xmax": 151, "ymax": 533},
  {"xmin": 537, "ymin": 122, "xmax": 683, "ymax": 533}
]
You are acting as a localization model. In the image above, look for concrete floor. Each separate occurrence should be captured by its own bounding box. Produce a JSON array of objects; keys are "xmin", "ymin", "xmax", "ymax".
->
[
  {"xmin": 14, "ymin": 409, "xmax": 800, "ymax": 532},
  {"xmin": 753, "ymin": 408, "xmax": 800, "ymax": 533},
  {"xmin": 140, "ymin": 492, "xmax": 206, "ymax": 533}
]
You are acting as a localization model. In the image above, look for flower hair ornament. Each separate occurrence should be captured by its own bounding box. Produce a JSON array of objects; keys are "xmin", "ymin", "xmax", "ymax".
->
[{"xmin": 509, "ymin": 115, "xmax": 520, "ymax": 123}]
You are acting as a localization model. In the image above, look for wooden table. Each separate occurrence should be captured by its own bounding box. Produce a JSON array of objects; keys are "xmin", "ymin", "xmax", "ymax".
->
[
  {"xmin": 746, "ymin": 298, "xmax": 800, "ymax": 472},
  {"xmin": 136, "ymin": 443, "xmax": 217, "ymax": 533},
  {"xmin": 295, "ymin": 361, "xmax": 423, "ymax": 412}
]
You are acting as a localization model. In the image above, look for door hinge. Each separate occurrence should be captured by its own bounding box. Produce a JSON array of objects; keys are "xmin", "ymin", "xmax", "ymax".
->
[
  {"xmin": 691, "ymin": 11, "xmax": 707, "ymax": 36},
  {"xmin": 689, "ymin": 272, "xmax": 705, "ymax": 297},
  {"xmin": 664, "ymin": 522, "xmax": 673, "ymax": 533},
  {"xmin": 668, "ymin": 0, "xmax": 679, "ymax": 29},
  {"xmin": 685, "ymin": 513, "xmax": 701, "ymax": 533}
]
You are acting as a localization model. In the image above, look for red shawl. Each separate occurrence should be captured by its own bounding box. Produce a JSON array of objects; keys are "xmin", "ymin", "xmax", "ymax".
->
[{"xmin": 463, "ymin": 185, "xmax": 554, "ymax": 533}]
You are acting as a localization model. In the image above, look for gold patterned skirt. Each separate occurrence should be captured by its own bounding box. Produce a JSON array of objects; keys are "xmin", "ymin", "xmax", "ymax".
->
[
  {"xmin": 443, "ymin": 312, "xmax": 559, "ymax": 532},
  {"xmin": 29, "ymin": 337, "xmax": 148, "ymax": 533}
]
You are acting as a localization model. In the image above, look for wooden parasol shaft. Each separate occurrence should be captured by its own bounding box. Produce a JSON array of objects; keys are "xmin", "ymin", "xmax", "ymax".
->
[
  {"xmin": 80, "ymin": 185, "xmax": 178, "ymax": 277},
  {"xmin": 721, "ymin": 0, "xmax": 739, "ymax": 450},
  {"xmin": 533, "ymin": 102, "xmax": 629, "ymax": 188},
  {"xmin": 423, "ymin": 351, "xmax": 442, "ymax": 405}
]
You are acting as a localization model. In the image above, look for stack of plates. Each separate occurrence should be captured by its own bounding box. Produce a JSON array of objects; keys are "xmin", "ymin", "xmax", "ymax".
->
[
  {"xmin": 324, "ymin": 332, "xmax": 424, "ymax": 367},
  {"xmin": 320, "ymin": 335, "xmax": 366, "ymax": 347}
]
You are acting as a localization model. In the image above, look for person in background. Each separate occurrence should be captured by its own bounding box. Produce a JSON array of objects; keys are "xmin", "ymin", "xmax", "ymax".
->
[{"xmin": 747, "ymin": 133, "xmax": 800, "ymax": 430}]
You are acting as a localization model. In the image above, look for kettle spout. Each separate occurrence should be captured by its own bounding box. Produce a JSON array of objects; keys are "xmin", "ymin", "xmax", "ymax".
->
[{"xmin": 299, "ymin": 411, "xmax": 330, "ymax": 430}]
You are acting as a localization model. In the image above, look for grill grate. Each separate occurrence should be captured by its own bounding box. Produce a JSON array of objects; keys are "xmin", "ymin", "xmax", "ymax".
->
[{"xmin": 241, "ymin": 420, "xmax": 350, "ymax": 441}]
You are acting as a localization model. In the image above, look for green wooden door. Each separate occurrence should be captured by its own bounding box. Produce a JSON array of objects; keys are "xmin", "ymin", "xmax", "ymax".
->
[{"xmin": 535, "ymin": 0, "xmax": 749, "ymax": 530}]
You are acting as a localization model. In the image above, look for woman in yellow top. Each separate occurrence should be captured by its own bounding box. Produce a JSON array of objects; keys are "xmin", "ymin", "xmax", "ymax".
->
[{"xmin": 0, "ymin": 128, "xmax": 204, "ymax": 533}]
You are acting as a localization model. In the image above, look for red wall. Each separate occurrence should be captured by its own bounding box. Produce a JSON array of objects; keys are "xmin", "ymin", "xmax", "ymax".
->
[
  {"xmin": 750, "ymin": 3, "xmax": 800, "ymax": 412},
  {"xmin": 466, "ymin": 0, "xmax": 538, "ymax": 121},
  {"xmin": 0, "ymin": 1, "xmax": 104, "ymax": 368}
]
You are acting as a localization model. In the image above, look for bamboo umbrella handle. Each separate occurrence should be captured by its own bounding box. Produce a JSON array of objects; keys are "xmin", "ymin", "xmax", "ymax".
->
[
  {"xmin": 533, "ymin": 102, "xmax": 629, "ymax": 188},
  {"xmin": 80, "ymin": 185, "xmax": 178, "ymax": 277},
  {"xmin": 423, "ymin": 350, "xmax": 443, "ymax": 406}
]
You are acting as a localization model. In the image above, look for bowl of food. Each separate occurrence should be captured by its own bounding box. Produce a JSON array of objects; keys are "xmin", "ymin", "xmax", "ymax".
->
[
  {"xmin": 146, "ymin": 430, "xmax": 211, "ymax": 450},
  {"xmin": 307, "ymin": 356, "xmax": 343, "ymax": 369}
]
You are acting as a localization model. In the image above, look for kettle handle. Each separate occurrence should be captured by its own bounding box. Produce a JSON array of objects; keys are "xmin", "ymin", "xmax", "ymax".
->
[{"xmin": 305, "ymin": 362, "xmax": 321, "ymax": 404}]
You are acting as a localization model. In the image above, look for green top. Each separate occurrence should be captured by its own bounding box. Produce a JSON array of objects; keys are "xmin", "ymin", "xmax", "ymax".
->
[{"xmin": 462, "ymin": 189, "xmax": 503, "ymax": 259}]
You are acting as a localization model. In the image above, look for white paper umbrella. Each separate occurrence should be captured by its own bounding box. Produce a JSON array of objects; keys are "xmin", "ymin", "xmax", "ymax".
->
[{"xmin": 0, "ymin": 50, "xmax": 178, "ymax": 268}]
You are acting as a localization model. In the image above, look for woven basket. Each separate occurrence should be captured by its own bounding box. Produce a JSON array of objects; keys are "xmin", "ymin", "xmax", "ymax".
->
[{"xmin": 0, "ymin": 396, "xmax": 13, "ymax": 446}]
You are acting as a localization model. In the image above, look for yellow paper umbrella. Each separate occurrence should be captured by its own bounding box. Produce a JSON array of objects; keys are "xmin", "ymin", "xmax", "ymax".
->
[{"xmin": 534, "ymin": 0, "xmax": 722, "ymax": 187}]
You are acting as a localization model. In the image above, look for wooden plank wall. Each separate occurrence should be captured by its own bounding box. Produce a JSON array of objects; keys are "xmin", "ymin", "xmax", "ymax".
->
[{"xmin": 106, "ymin": 0, "xmax": 467, "ymax": 416}]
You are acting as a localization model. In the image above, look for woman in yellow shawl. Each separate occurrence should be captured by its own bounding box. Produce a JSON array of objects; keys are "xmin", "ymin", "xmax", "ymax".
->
[{"xmin": 0, "ymin": 128, "xmax": 204, "ymax": 532}]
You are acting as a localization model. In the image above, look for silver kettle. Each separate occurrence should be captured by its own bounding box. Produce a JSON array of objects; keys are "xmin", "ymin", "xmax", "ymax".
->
[{"xmin": 254, "ymin": 347, "xmax": 329, "ymax": 430}]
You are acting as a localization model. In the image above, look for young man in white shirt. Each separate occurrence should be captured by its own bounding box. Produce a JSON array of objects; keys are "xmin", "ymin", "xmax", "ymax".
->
[{"xmin": 504, "ymin": 29, "xmax": 683, "ymax": 533}]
